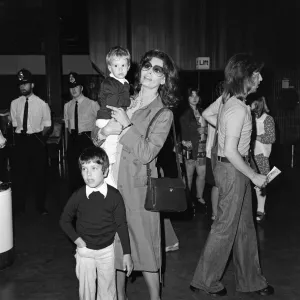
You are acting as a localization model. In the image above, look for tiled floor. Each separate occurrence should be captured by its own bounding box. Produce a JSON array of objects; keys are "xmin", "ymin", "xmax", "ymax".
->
[{"xmin": 0, "ymin": 162, "xmax": 299, "ymax": 300}]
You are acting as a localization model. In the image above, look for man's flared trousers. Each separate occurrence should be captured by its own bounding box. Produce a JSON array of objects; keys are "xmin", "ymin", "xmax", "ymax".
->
[{"xmin": 191, "ymin": 161, "xmax": 268, "ymax": 293}]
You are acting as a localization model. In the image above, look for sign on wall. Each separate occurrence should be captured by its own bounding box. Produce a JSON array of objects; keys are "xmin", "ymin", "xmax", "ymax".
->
[{"xmin": 196, "ymin": 57, "xmax": 210, "ymax": 70}]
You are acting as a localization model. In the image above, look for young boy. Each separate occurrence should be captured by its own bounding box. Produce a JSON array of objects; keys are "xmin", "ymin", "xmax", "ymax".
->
[
  {"xmin": 60, "ymin": 146, "xmax": 133, "ymax": 300},
  {"xmin": 95, "ymin": 46, "xmax": 131, "ymax": 188}
]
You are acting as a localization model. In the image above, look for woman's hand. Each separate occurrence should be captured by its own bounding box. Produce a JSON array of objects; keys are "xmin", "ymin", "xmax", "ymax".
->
[
  {"xmin": 182, "ymin": 140, "xmax": 192, "ymax": 149},
  {"xmin": 197, "ymin": 127, "xmax": 206, "ymax": 135},
  {"xmin": 101, "ymin": 118, "xmax": 123, "ymax": 137},
  {"xmin": 106, "ymin": 105, "xmax": 131, "ymax": 128}
]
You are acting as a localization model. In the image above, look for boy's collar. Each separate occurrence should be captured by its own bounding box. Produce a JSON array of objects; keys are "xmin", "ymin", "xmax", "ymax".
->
[
  {"xmin": 86, "ymin": 182, "xmax": 107, "ymax": 199},
  {"xmin": 109, "ymin": 73, "xmax": 128, "ymax": 85}
]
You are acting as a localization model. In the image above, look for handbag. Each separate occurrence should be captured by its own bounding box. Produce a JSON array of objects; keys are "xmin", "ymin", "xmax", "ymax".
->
[{"xmin": 144, "ymin": 108, "xmax": 187, "ymax": 212}]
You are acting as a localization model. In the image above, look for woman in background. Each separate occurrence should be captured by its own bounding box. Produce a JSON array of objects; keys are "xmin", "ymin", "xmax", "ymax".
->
[
  {"xmin": 179, "ymin": 87, "xmax": 207, "ymax": 210},
  {"xmin": 250, "ymin": 95, "xmax": 275, "ymax": 223}
]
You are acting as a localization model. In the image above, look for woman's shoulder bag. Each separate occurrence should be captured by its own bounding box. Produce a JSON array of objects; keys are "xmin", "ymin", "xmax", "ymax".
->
[{"xmin": 144, "ymin": 108, "xmax": 187, "ymax": 212}]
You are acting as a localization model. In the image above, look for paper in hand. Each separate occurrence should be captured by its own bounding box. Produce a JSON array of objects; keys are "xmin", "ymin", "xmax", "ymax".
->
[
  {"xmin": 266, "ymin": 166, "xmax": 281, "ymax": 183},
  {"xmin": 254, "ymin": 166, "xmax": 281, "ymax": 190}
]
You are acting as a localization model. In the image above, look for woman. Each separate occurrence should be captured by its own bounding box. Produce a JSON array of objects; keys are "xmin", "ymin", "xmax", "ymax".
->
[
  {"xmin": 191, "ymin": 53, "xmax": 274, "ymax": 297},
  {"xmin": 92, "ymin": 49, "xmax": 178, "ymax": 300},
  {"xmin": 250, "ymin": 96, "xmax": 275, "ymax": 223},
  {"xmin": 179, "ymin": 87, "xmax": 207, "ymax": 209}
]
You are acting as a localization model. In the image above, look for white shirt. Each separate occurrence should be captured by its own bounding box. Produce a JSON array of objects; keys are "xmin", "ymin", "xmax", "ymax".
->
[
  {"xmin": 86, "ymin": 182, "xmax": 107, "ymax": 199},
  {"xmin": 218, "ymin": 97, "xmax": 252, "ymax": 157},
  {"xmin": 10, "ymin": 94, "xmax": 51, "ymax": 134},
  {"xmin": 64, "ymin": 95, "xmax": 100, "ymax": 133}
]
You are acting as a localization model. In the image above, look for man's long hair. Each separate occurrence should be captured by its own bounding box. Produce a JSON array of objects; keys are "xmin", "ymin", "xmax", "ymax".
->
[{"xmin": 222, "ymin": 53, "xmax": 264, "ymax": 103}]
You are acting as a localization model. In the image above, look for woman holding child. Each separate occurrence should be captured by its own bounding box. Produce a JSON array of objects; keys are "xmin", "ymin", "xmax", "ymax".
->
[{"xmin": 93, "ymin": 49, "xmax": 178, "ymax": 300}]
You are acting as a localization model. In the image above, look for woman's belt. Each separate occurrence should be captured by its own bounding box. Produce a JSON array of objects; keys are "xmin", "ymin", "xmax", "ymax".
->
[{"xmin": 217, "ymin": 155, "xmax": 249, "ymax": 163}]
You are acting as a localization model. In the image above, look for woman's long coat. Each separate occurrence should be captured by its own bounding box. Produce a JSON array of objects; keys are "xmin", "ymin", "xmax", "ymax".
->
[{"xmin": 114, "ymin": 96, "xmax": 173, "ymax": 272}]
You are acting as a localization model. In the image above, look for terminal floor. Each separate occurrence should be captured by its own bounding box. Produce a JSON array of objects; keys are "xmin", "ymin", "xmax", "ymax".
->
[{"xmin": 0, "ymin": 164, "xmax": 299, "ymax": 300}]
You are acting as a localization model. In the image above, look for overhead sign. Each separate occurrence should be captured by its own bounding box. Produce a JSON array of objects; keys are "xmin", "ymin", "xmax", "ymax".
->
[{"xmin": 196, "ymin": 57, "xmax": 210, "ymax": 70}]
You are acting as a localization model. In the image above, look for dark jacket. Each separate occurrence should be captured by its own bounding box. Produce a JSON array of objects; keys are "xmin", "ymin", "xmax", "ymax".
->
[
  {"xmin": 97, "ymin": 77, "xmax": 130, "ymax": 119},
  {"xmin": 179, "ymin": 106, "xmax": 202, "ymax": 159}
]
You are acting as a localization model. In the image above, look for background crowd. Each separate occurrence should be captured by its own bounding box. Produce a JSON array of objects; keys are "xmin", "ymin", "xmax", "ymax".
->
[{"xmin": 0, "ymin": 48, "xmax": 278, "ymax": 300}]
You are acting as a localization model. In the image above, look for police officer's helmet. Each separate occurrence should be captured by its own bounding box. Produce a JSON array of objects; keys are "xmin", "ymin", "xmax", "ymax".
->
[
  {"xmin": 68, "ymin": 72, "xmax": 83, "ymax": 88},
  {"xmin": 17, "ymin": 69, "xmax": 33, "ymax": 85}
]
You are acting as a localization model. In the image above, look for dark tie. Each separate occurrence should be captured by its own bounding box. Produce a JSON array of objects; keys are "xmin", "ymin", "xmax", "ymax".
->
[
  {"xmin": 74, "ymin": 101, "xmax": 78, "ymax": 134},
  {"xmin": 22, "ymin": 97, "xmax": 29, "ymax": 133}
]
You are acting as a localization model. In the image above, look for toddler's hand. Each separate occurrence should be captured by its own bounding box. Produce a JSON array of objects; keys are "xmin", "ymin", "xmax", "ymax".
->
[
  {"xmin": 74, "ymin": 237, "xmax": 86, "ymax": 248},
  {"xmin": 123, "ymin": 254, "xmax": 133, "ymax": 277}
]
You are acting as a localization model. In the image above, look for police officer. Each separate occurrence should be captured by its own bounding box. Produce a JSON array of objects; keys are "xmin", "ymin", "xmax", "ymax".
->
[
  {"xmin": 10, "ymin": 69, "xmax": 51, "ymax": 215},
  {"xmin": 64, "ymin": 72, "xmax": 100, "ymax": 192}
]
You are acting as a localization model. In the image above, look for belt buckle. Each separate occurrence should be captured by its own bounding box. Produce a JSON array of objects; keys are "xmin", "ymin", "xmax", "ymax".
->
[{"xmin": 217, "ymin": 156, "xmax": 222, "ymax": 162}]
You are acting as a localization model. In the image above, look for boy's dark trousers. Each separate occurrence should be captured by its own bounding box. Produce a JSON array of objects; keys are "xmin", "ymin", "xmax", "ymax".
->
[{"xmin": 12, "ymin": 133, "xmax": 47, "ymax": 213}]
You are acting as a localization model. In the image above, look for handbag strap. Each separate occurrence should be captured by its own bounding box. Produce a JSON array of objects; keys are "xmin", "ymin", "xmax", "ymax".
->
[{"xmin": 145, "ymin": 108, "xmax": 182, "ymax": 180}]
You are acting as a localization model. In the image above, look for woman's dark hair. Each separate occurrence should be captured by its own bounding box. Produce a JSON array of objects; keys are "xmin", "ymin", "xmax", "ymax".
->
[
  {"xmin": 187, "ymin": 87, "xmax": 199, "ymax": 97},
  {"xmin": 134, "ymin": 49, "xmax": 179, "ymax": 108},
  {"xmin": 250, "ymin": 96, "xmax": 270, "ymax": 118},
  {"xmin": 222, "ymin": 53, "xmax": 264, "ymax": 103},
  {"xmin": 78, "ymin": 146, "xmax": 109, "ymax": 173},
  {"xmin": 186, "ymin": 86, "xmax": 202, "ymax": 111},
  {"xmin": 215, "ymin": 80, "xmax": 224, "ymax": 98},
  {"xmin": 180, "ymin": 86, "xmax": 203, "ymax": 122}
]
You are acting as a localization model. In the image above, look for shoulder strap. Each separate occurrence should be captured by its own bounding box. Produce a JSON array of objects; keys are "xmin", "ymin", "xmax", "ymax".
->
[
  {"xmin": 145, "ymin": 108, "xmax": 169, "ymax": 138},
  {"xmin": 145, "ymin": 108, "xmax": 182, "ymax": 180}
]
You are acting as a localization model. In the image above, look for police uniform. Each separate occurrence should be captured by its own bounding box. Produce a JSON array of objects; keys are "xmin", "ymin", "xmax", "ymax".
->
[
  {"xmin": 10, "ymin": 69, "xmax": 51, "ymax": 214},
  {"xmin": 64, "ymin": 72, "xmax": 100, "ymax": 192}
]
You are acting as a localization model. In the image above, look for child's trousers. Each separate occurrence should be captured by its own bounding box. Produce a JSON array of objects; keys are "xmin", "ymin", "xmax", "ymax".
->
[{"xmin": 75, "ymin": 243, "xmax": 116, "ymax": 300}]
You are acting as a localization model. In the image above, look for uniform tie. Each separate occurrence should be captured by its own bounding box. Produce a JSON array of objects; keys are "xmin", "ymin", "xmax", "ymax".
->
[
  {"xmin": 22, "ymin": 97, "xmax": 29, "ymax": 133},
  {"xmin": 74, "ymin": 100, "xmax": 78, "ymax": 134}
]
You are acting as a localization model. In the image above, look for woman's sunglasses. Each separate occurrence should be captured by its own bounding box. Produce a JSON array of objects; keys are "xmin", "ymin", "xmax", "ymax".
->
[{"xmin": 141, "ymin": 62, "xmax": 165, "ymax": 77}]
